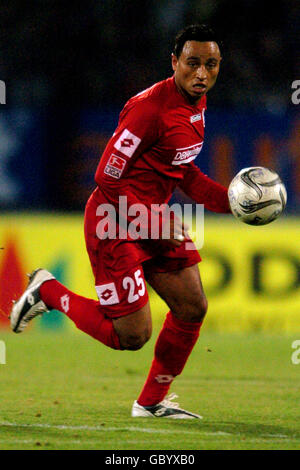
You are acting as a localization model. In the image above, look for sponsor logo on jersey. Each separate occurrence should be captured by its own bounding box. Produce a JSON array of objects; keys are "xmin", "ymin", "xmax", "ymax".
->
[
  {"xmin": 190, "ymin": 113, "xmax": 202, "ymax": 123},
  {"xmin": 104, "ymin": 154, "xmax": 127, "ymax": 179},
  {"xmin": 96, "ymin": 282, "xmax": 119, "ymax": 306},
  {"xmin": 172, "ymin": 142, "xmax": 203, "ymax": 165},
  {"xmin": 114, "ymin": 129, "xmax": 141, "ymax": 158}
]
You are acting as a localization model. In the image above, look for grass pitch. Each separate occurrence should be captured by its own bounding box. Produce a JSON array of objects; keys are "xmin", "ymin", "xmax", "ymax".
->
[{"xmin": 0, "ymin": 325, "xmax": 299, "ymax": 450}]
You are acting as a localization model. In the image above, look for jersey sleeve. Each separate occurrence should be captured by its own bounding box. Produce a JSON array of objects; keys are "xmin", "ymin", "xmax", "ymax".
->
[
  {"xmin": 94, "ymin": 96, "xmax": 165, "ymax": 236},
  {"xmin": 95, "ymin": 96, "xmax": 160, "ymax": 185},
  {"xmin": 179, "ymin": 162, "xmax": 232, "ymax": 214}
]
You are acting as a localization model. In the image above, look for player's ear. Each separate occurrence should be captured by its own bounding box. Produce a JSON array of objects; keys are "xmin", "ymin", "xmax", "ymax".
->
[{"xmin": 171, "ymin": 53, "xmax": 178, "ymax": 72}]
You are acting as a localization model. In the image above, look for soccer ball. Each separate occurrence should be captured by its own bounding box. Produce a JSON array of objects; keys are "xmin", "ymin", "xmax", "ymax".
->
[{"xmin": 228, "ymin": 167, "xmax": 287, "ymax": 225}]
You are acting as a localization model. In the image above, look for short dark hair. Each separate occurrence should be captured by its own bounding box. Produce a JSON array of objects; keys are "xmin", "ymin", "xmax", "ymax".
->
[{"xmin": 174, "ymin": 24, "xmax": 222, "ymax": 58}]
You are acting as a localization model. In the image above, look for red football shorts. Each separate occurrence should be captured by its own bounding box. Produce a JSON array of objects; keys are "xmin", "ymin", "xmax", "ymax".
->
[{"xmin": 84, "ymin": 189, "xmax": 201, "ymax": 318}]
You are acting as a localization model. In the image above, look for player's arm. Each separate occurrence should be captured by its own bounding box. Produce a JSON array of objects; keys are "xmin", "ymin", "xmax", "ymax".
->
[
  {"xmin": 179, "ymin": 161, "xmax": 232, "ymax": 213},
  {"xmin": 94, "ymin": 97, "xmax": 170, "ymax": 238},
  {"xmin": 95, "ymin": 97, "xmax": 159, "ymax": 185}
]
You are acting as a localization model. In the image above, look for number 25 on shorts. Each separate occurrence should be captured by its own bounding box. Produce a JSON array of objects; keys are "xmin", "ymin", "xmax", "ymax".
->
[
  {"xmin": 96, "ymin": 269, "xmax": 146, "ymax": 306},
  {"xmin": 122, "ymin": 269, "xmax": 146, "ymax": 303}
]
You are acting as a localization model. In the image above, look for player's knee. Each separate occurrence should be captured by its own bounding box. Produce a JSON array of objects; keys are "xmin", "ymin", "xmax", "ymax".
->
[
  {"xmin": 176, "ymin": 295, "xmax": 208, "ymax": 323},
  {"xmin": 113, "ymin": 307, "xmax": 152, "ymax": 351},
  {"xmin": 196, "ymin": 295, "xmax": 208, "ymax": 321},
  {"xmin": 121, "ymin": 329, "xmax": 152, "ymax": 351},
  {"xmin": 188, "ymin": 302, "xmax": 208, "ymax": 322}
]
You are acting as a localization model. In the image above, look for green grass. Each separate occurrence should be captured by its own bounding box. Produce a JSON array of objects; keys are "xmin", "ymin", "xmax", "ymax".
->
[{"xmin": 0, "ymin": 326, "xmax": 300, "ymax": 450}]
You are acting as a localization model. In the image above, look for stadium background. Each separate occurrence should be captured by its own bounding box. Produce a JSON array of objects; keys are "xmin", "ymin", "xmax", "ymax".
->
[{"xmin": 0, "ymin": 0, "xmax": 299, "ymax": 333}]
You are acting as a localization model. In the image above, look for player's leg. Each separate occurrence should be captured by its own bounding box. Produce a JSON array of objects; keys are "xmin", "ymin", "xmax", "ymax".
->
[
  {"xmin": 10, "ymin": 192, "xmax": 152, "ymax": 350},
  {"xmin": 132, "ymin": 264, "xmax": 206, "ymax": 418},
  {"xmin": 10, "ymin": 188, "xmax": 153, "ymax": 350},
  {"xmin": 40, "ymin": 271, "xmax": 152, "ymax": 350},
  {"xmin": 146, "ymin": 263, "xmax": 207, "ymax": 323},
  {"xmin": 10, "ymin": 267, "xmax": 152, "ymax": 351},
  {"xmin": 112, "ymin": 303, "xmax": 152, "ymax": 350},
  {"xmin": 9, "ymin": 268, "xmax": 121, "ymax": 348}
]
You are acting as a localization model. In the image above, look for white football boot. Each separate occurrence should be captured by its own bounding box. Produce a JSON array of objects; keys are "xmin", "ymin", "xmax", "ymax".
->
[
  {"xmin": 10, "ymin": 268, "xmax": 55, "ymax": 333},
  {"xmin": 131, "ymin": 393, "xmax": 202, "ymax": 419}
]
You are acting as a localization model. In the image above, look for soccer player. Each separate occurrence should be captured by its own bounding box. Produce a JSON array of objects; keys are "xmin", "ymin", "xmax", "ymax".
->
[{"xmin": 11, "ymin": 24, "xmax": 231, "ymax": 418}]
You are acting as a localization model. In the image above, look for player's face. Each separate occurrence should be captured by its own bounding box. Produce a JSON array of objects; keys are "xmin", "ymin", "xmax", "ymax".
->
[{"xmin": 172, "ymin": 40, "xmax": 221, "ymax": 104}]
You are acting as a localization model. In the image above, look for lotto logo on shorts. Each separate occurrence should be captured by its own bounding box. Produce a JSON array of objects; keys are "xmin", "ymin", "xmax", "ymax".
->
[
  {"xmin": 96, "ymin": 282, "xmax": 120, "ymax": 306},
  {"xmin": 104, "ymin": 154, "xmax": 126, "ymax": 179},
  {"xmin": 114, "ymin": 129, "xmax": 141, "ymax": 158}
]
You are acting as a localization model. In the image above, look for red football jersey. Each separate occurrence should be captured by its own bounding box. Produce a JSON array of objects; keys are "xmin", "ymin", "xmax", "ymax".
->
[{"xmin": 94, "ymin": 76, "xmax": 230, "ymax": 219}]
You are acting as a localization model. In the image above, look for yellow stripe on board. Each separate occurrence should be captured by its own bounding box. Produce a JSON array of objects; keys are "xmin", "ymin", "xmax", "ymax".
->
[{"xmin": 0, "ymin": 214, "xmax": 299, "ymax": 332}]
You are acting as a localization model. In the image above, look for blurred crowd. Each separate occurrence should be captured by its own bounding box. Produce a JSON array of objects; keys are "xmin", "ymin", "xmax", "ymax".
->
[
  {"xmin": 0, "ymin": 0, "xmax": 299, "ymax": 212},
  {"xmin": 0, "ymin": 0, "xmax": 299, "ymax": 111}
]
